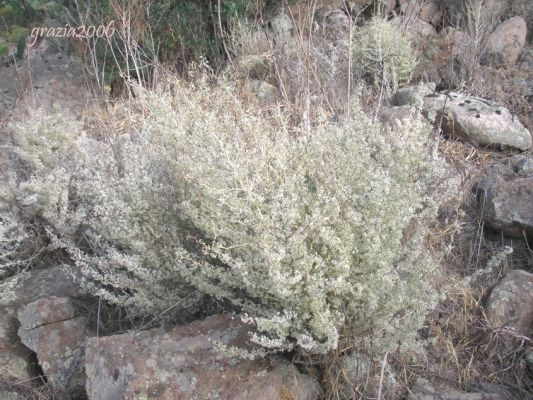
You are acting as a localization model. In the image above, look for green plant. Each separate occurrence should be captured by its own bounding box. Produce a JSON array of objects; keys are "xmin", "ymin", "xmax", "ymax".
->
[
  {"xmin": 352, "ymin": 16, "xmax": 418, "ymax": 92},
  {"xmin": 5, "ymin": 76, "xmax": 455, "ymax": 355},
  {"xmin": 75, "ymin": 0, "xmax": 262, "ymax": 93}
]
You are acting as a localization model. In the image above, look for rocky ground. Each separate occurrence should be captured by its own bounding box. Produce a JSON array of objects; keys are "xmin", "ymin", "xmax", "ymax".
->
[{"xmin": 0, "ymin": 0, "xmax": 532, "ymax": 399}]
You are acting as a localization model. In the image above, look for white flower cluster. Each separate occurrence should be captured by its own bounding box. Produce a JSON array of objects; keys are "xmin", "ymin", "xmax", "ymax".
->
[{"xmin": 4, "ymin": 78, "xmax": 453, "ymax": 355}]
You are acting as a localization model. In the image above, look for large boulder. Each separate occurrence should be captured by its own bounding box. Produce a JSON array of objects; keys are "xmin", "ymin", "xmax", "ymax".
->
[
  {"xmin": 485, "ymin": 16, "xmax": 527, "ymax": 68},
  {"xmin": 485, "ymin": 270, "xmax": 533, "ymax": 336},
  {"xmin": 84, "ymin": 314, "xmax": 319, "ymax": 400},
  {"xmin": 479, "ymin": 177, "xmax": 533, "ymax": 237},
  {"xmin": 423, "ymin": 92, "xmax": 532, "ymax": 151},
  {"xmin": 18, "ymin": 296, "xmax": 89, "ymax": 397}
]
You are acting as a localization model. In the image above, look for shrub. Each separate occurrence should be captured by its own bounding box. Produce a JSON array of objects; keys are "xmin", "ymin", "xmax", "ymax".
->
[
  {"xmin": 74, "ymin": 0, "xmax": 264, "ymax": 91},
  {"xmin": 5, "ymin": 77, "xmax": 454, "ymax": 355},
  {"xmin": 352, "ymin": 16, "xmax": 418, "ymax": 92}
]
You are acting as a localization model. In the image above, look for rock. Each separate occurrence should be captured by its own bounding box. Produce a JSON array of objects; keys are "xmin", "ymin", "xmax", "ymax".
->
[
  {"xmin": 408, "ymin": 18, "xmax": 438, "ymax": 51},
  {"xmin": 409, "ymin": 379, "xmax": 505, "ymax": 400},
  {"xmin": 422, "ymin": 28, "xmax": 455, "ymax": 71},
  {"xmin": 397, "ymin": 0, "xmax": 419, "ymax": 15},
  {"xmin": 418, "ymin": 1, "xmax": 440, "ymax": 24},
  {"xmin": 518, "ymin": 47, "xmax": 533, "ymax": 71},
  {"xmin": 472, "ymin": 173, "xmax": 505, "ymax": 203},
  {"xmin": 436, "ymin": 0, "xmax": 509, "ymax": 25},
  {"xmin": 412, "ymin": 60, "xmax": 442, "ymax": 85},
  {"xmin": 0, "ymin": 39, "xmax": 90, "ymax": 116},
  {"xmin": 485, "ymin": 16, "xmax": 527, "ymax": 68},
  {"xmin": 480, "ymin": 177, "xmax": 533, "ymax": 237},
  {"xmin": 512, "ymin": 155, "xmax": 533, "ymax": 176},
  {"xmin": 423, "ymin": 92, "xmax": 532, "ymax": 151},
  {"xmin": 18, "ymin": 297, "xmax": 89, "ymax": 397},
  {"xmin": 394, "ymin": 82, "xmax": 436, "ymax": 106},
  {"xmin": 246, "ymin": 80, "xmax": 281, "ymax": 106},
  {"xmin": 0, "ymin": 266, "xmax": 81, "ymax": 387},
  {"xmin": 336, "ymin": 352, "xmax": 397, "ymax": 399},
  {"xmin": 85, "ymin": 314, "xmax": 319, "ymax": 400},
  {"xmin": 315, "ymin": 8, "xmax": 351, "ymax": 39},
  {"xmin": 0, "ymin": 390, "xmax": 27, "ymax": 400},
  {"xmin": 485, "ymin": 269, "xmax": 533, "ymax": 335},
  {"xmin": 348, "ymin": 0, "xmax": 394, "ymax": 15},
  {"xmin": 509, "ymin": 71, "xmax": 533, "ymax": 98},
  {"xmin": 378, "ymin": 105, "xmax": 418, "ymax": 126},
  {"xmin": 17, "ymin": 296, "xmax": 76, "ymax": 330}
]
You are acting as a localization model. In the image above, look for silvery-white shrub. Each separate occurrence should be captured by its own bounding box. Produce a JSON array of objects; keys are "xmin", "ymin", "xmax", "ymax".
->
[{"xmin": 5, "ymin": 78, "xmax": 454, "ymax": 355}]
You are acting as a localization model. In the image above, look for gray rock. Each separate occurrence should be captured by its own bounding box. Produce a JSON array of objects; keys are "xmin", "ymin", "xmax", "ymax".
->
[
  {"xmin": 423, "ymin": 92, "xmax": 532, "ymax": 151},
  {"xmin": 0, "ymin": 266, "xmax": 81, "ymax": 387},
  {"xmin": 378, "ymin": 105, "xmax": 418, "ymax": 127},
  {"xmin": 485, "ymin": 16, "xmax": 527, "ymax": 68},
  {"xmin": 394, "ymin": 82, "xmax": 436, "ymax": 106},
  {"xmin": 485, "ymin": 269, "xmax": 533, "ymax": 336},
  {"xmin": 472, "ymin": 174, "xmax": 505, "ymax": 203},
  {"xmin": 336, "ymin": 352, "xmax": 397, "ymax": 399},
  {"xmin": 246, "ymin": 80, "xmax": 281, "ymax": 106},
  {"xmin": 412, "ymin": 60, "xmax": 442, "ymax": 86},
  {"xmin": 0, "ymin": 39, "xmax": 90, "ymax": 115},
  {"xmin": 512, "ymin": 155, "xmax": 533, "ymax": 176},
  {"xmin": 518, "ymin": 47, "xmax": 533, "ymax": 71},
  {"xmin": 408, "ymin": 18, "xmax": 438, "ymax": 51},
  {"xmin": 315, "ymin": 8, "xmax": 350, "ymax": 38},
  {"xmin": 419, "ymin": 27, "xmax": 472, "ymax": 84},
  {"xmin": 436, "ymin": 0, "xmax": 509, "ymax": 25},
  {"xmin": 18, "ymin": 297, "xmax": 89, "ymax": 397},
  {"xmin": 418, "ymin": 1, "xmax": 440, "ymax": 25},
  {"xmin": 84, "ymin": 314, "xmax": 319, "ymax": 400},
  {"xmin": 0, "ymin": 390, "xmax": 28, "ymax": 400},
  {"xmin": 409, "ymin": 378, "xmax": 505, "ymax": 400},
  {"xmin": 480, "ymin": 177, "xmax": 533, "ymax": 237}
]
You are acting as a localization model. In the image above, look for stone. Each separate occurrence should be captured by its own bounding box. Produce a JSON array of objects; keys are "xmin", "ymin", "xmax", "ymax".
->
[
  {"xmin": 378, "ymin": 105, "xmax": 418, "ymax": 126},
  {"xmin": 436, "ymin": 0, "xmax": 509, "ymax": 25},
  {"xmin": 17, "ymin": 296, "xmax": 76, "ymax": 331},
  {"xmin": 418, "ymin": 1, "xmax": 440, "ymax": 23},
  {"xmin": 518, "ymin": 47, "xmax": 533, "ymax": 71},
  {"xmin": 394, "ymin": 82, "xmax": 436, "ymax": 106},
  {"xmin": 0, "ymin": 39, "xmax": 90, "ymax": 115},
  {"xmin": 472, "ymin": 173, "xmax": 505, "ymax": 203},
  {"xmin": 0, "ymin": 266, "xmax": 81, "ymax": 387},
  {"xmin": 337, "ymin": 352, "xmax": 397, "ymax": 399},
  {"xmin": 423, "ymin": 92, "xmax": 532, "ymax": 151},
  {"xmin": 485, "ymin": 16, "xmax": 527, "ymax": 68},
  {"xmin": 409, "ymin": 379, "xmax": 505, "ymax": 400},
  {"xmin": 246, "ymin": 80, "xmax": 281, "ymax": 106},
  {"xmin": 512, "ymin": 155, "xmax": 533, "ymax": 176},
  {"xmin": 18, "ymin": 297, "xmax": 89, "ymax": 397},
  {"xmin": 485, "ymin": 269, "xmax": 533, "ymax": 336},
  {"xmin": 0, "ymin": 390, "xmax": 28, "ymax": 400},
  {"xmin": 315, "ymin": 8, "xmax": 351, "ymax": 39},
  {"xmin": 412, "ymin": 60, "xmax": 442, "ymax": 85},
  {"xmin": 480, "ymin": 177, "xmax": 533, "ymax": 237},
  {"xmin": 84, "ymin": 314, "xmax": 319, "ymax": 400},
  {"xmin": 408, "ymin": 18, "xmax": 438, "ymax": 52}
]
